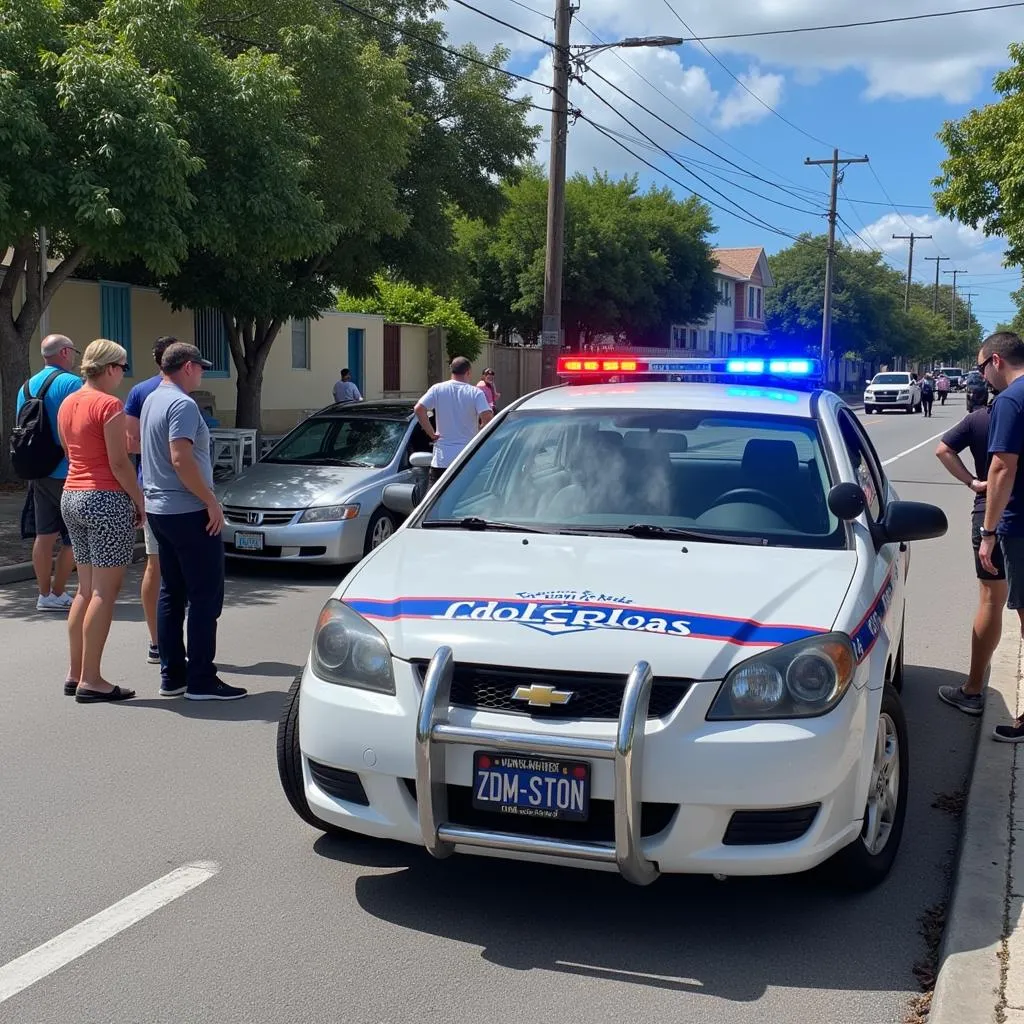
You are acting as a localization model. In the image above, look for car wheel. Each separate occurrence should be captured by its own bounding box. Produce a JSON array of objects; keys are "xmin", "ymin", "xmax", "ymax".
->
[
  {"xmin": 276, "ymin": 674, "xmax": 352, "ymax": 837},
  {"xmin": 364, "ymin": 507, "xmax": 398, "ymax": 555},
  {"xmin": 864, "ymin": 406, "xmax": 874, "ymax": 415},
  {"xmin": 826, "ymin": 685, "xmax": 908, "ymax": 890}
]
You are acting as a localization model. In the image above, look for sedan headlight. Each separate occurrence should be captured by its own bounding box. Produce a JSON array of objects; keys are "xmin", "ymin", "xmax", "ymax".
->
[
  {"xmin": 311, "ymin": 599, "xmax": 395, "ymax": 694},
  {"xmin": 299, "ymin": 504, "xmax": 360, "ymax": 524},
  {"xmin": 707, "ymin": 632, "xmax": 856, "ymax": 720}
]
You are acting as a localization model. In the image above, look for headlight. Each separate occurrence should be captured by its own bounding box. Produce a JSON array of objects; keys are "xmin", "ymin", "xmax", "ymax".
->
[
  {"xmin": 707, "ymin": 632, "xmax": 856, "ymax": 720},
  {"xmin": 311, "ymin": 599, "xmax": 395, "ymax": 694},
  {"xmin": 898, "ymin": 390, "xmax": 910, "ymax": 398},
  {"xmin": 299, "ymin": 504, "xmax": 360, "ymax": 524}
]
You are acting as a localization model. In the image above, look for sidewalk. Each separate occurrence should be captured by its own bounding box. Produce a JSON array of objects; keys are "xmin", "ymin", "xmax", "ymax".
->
[
  {"xmin": 931, "ymin": 606, "xmax": 1024, "ymax": 1023},
  {"xmin": 0, "ymin": 484, "xmax": 33, "ymax": 572}
]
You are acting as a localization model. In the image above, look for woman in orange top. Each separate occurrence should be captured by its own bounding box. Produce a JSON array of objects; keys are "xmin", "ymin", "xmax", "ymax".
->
[{"xmin": 57, "ymin": 339, "xmax": 146, "ymax": 703}]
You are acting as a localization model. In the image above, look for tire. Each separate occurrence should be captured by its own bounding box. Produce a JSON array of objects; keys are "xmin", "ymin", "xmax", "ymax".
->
[
  {"xmin": 276, "ymin": 673, "xmax": 351, "ymax": 836},
  {"xmin": 864, "ymin": 406, "xmax": 874, "ymax": 415},
  {"xmin": 826, "ymin": 684, "xmax": 908, "ymax": 890},
  {"xmin": 364, "ymin": 507, "xmax": 398, "ymax": 555}
]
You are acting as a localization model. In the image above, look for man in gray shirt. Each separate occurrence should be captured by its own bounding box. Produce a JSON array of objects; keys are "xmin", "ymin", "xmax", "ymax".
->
[
  {"xmin": 333, "ymin": 368, "xmax": 362, "ymax": 404},
  {"xmin": 141, "ymin": 342, "xmax": 246, "ymax": 701}
]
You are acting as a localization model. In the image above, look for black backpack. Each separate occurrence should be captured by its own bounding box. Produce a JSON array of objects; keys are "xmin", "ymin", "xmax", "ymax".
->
[{"xmin": 10, "ymin": 369, "xmax": 69, "ymax": 480}]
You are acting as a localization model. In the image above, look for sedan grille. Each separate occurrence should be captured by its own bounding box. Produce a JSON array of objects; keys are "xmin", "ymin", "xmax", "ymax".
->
[
  {"xmin": 223, "ymin": 505, "xmax": 301, "ymax": 527},
  {"xmin": 411, "ymin": 662, "xmax": 692, "ymax": 720}
]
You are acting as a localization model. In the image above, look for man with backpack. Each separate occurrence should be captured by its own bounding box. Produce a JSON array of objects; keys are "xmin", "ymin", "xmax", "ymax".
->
[{"xmin": 12, "ymin": 335, "xmax": 82, "ymax": 611}]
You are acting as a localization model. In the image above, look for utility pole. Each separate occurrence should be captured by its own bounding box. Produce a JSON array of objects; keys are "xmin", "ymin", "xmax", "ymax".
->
[
  {"xmin": 805, "ymin": 149, "xmax": 869, "ymax": 386},
  {"xmin": 892, "ymin": 232, "xmax": 931, "ymax": 311},
  {"xmin": 541, "ymin": 0, "xmax": 573, "ymax": 389},
  {"xmin": 945, "ymin": 269, "xmax": 968, "ymax": 329},
  {"xmin": 924, "ymin": 256, "xmax": 949, "ymax": 314}
]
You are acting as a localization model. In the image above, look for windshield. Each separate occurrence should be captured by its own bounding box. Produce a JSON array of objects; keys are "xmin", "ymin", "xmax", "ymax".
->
[
  {"xmin": 940, "ymin": 368, "xmax": 963, "ymax": 376},
  {"xmin": 420, "ymin": 409, "xmax": 843, "ymax": 549},
  {"xmin": 264, "ymin": 416, "xmax": 407, "ymax": 467},
  {"xmin": 870, "ymin": 374, "xmax": 910, "ymax": 385}
]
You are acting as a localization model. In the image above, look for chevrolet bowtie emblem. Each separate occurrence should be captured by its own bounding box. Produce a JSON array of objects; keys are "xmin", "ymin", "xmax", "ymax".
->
[{"xmin": 511, "ymin": 684, "xmax": 573, "ymax": 708}]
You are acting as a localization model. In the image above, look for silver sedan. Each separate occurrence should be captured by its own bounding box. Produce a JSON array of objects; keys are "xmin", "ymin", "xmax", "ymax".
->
[{"xmin": 216, "ymin": 401, "xmax": 432, "ymax": 565}]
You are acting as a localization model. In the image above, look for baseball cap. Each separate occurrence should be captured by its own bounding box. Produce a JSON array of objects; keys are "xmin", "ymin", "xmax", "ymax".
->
[{"xmin": 161, "ymin": 342, "xmax": 213, "ymax": 372}]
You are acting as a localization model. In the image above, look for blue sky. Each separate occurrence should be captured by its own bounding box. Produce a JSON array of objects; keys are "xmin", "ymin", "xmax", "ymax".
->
[{"xmin": 440, "ymin": 0, "xmax": 1024, "ymax": 334}]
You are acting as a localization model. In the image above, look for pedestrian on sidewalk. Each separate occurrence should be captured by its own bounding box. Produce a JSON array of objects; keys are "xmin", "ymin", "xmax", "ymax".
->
[
  {"xmin": 921, "ymin": 373, "xmax": 935, "ymax": 417},
  {"xmin": 333, "ymin": 368, "xmax": 362, "ymax": 404},
  {"xmin": 124, "ymin": 335, "xmax": 176, "ymax": 666},
  {"xmin": 937, "ymin": 373, "xmax": 951, "ymax": 405},
  {"xmin": 57, "ymin": 340, "xmax": 145, "ymax": 704},
  {"xmin": 141, "ymin": 343, "xmax": 246, "ymax": 701},
  {"xmin": 415, "ymin": 356, "xmax": 494, "ymax": 488},
  {"xmin": 936, "ymin": 382, "xmax": 1006, "ymax": 716},
  {"xmin": 477, "ymin": 368, "xmax": 500, "ymax": 411},
  {"xmin": 976, "ymin": 332, "xmax": 1024, "ymax": 741},
  {"xmin": 13, "ymin": 334, "xmax": 82, "ymax": 611}
]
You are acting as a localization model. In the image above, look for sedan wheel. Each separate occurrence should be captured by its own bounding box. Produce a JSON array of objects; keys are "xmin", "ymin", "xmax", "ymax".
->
[
  {"xmin": 364, "ymin": 508, "xmax": 397, "ymax": 554},
  {"xmin": 861, "ymin": 712, "xmax": 900, "ymax": 856}
]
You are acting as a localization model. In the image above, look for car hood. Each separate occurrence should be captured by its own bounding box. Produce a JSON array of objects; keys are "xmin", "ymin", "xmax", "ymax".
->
[
  {"xmin": 340, "ymin": 532, "xmax": 858, "ymax": 680},
  {"xmin": 216, "ymin": 461, "xmax": 379, "ymax": 508}
]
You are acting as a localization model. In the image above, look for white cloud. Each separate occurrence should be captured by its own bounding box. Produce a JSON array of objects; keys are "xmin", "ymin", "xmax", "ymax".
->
[{"xmin": 716, "ymin": 69, "xmax": 784, "ymax": 129}]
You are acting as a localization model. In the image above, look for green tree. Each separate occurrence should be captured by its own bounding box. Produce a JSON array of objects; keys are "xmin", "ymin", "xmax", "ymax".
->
[
  {"xmin": 336, "ymin": 275, "xmax": 485, "ymax": 362},
  {"xmin": 934, "ymin": 43, "xmax": 1024, "ymax": 266},
  {"xmin": 454, "ymin": 166, "xmax": 718, "ymax": 347}
]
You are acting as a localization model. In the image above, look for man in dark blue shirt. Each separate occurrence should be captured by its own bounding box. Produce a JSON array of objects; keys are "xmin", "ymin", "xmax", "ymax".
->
[
  {"xmin": 977, "ymin": 332, "xmax": 1024, "ymax": 741},
  {"xmin": 935, "ymin": 383, "xmax": 1005, "ymax": 716}
]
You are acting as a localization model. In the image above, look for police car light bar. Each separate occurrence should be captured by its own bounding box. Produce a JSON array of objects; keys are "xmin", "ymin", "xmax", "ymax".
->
[{"xmin": 557, "ymin": 355, "xmax": 821, "ymax": 379}]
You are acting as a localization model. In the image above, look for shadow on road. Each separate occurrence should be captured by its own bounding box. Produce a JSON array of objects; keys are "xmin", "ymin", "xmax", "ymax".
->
[
  {"xmin": 299, "ymin": 660, "xmax": 991, "ymax": 1008},
  {"xmin": 116, "ymin": 688, "xmax": 288, "ymax": 723}
]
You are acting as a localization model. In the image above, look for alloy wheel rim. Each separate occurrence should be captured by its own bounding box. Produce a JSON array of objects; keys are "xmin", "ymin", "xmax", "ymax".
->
[
  {"xmin": 861, "ymin": 712, "xmax": 900, "ymax": 856},
  {"xmin": 372, "ymin": 517, "xmax": 393, "ymax": 547}
]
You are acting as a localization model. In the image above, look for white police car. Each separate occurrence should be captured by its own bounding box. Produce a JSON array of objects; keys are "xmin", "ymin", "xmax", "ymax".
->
[{"xmin": 277, "ymin": 355, "xmax": 947, "ymax": 889}]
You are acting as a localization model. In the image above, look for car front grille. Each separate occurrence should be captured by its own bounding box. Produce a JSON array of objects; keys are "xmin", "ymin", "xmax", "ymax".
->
[
  {"xmin": 411, "ymin": 662, "xmax": 692, "ymax": 720},
  {"xmin": 722, "ymin": 805, "xmax": 820, "ymax": 845},
  {"xmin": 402, "ymin": 780, "xmax": 677, "ymax": 842},
  {"xmin": 223, "ymin": 505, "xmax": 300, "ymax": 527}
]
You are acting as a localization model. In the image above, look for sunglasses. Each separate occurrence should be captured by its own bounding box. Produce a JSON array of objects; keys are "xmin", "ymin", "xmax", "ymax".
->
[
  {"xmin": 112, "ymin": 363, "xmax": 129, "ymax": 372},
  {"xmin": 978, "ymin": 355, "xmax": 995, "ymax": 373}
]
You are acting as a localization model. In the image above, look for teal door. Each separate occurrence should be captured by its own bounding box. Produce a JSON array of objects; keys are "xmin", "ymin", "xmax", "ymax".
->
[{"xmin": 347, "ymin": 328, "xmax": 365, "ymax": 393}]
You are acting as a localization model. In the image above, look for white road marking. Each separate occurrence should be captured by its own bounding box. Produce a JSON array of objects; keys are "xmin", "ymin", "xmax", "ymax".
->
[
  {"xmin": 881, "ymin": 430, "xmax": 949, "ymax": 467},
  {"xmin": 0, "ymin": 861, "xmax": 219, "ymax": 1005}
]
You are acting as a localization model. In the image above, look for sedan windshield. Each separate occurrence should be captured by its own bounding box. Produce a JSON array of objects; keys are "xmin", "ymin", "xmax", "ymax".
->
[
  {"xmin": 420, "ymin": 409, "xmax": 843, "ymax": 549},
  {"xmin": 265, "ymin": 416, "xmax": 407, "ymax": 468},
  {"xmin": 870, "ymin": 374, "xmax": 910, "ymax": 385}
]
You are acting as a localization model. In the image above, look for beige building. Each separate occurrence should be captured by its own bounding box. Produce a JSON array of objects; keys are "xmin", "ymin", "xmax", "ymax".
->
[{"xmin": 16, "ymin": 275, "xmax": 438, "ymax": 433}]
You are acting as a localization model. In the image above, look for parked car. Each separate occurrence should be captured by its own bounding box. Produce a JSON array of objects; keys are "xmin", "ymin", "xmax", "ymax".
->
[
  {"xmin": 216, "ymin": 401, "xmax": 432, "ymax": 565},
  {"xmin": 863, "ymin": 372, "xmax": 922, "ymax": 414}
]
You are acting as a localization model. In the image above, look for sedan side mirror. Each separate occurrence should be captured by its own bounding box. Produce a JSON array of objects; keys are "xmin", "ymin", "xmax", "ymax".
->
[
  {"xmin": 409, "ymin": 451, "xmax": 433, "ymax": 470},
  {"xmin": 828, "ymin": 482, "xmax": 866, "ymax": 521},
  {"xmin": 875, "ymin": 500, "xmax": 948, "ymax": 547},
  {"xmin": 383, "ymin": 482, "xmax": 420, "ymax": 517}
]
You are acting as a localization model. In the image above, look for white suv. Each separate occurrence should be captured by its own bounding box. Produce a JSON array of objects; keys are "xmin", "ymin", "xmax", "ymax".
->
[{"xmin": 863, "ymin": 373, "xmax": 921, "ymax": 414}]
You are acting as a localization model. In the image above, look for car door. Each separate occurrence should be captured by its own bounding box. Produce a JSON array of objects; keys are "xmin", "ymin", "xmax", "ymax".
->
[{"xmin": 836, "ymin": 409, "xmax": 904, "ymax": 667}]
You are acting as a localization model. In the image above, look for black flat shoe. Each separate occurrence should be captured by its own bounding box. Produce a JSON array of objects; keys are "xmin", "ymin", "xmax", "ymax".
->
[
  {"xmin": 64, "ymin": 680, "xmax": 79, "ymax": 696},
  {"xmin": 75, "ymin": 685, "xmax": 136, "ymax": 704}
]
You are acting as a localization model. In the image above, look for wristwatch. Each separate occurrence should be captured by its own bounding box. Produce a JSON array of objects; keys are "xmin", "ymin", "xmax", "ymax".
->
[{"xmin": 980, "ymin": 527, "xmax": 997, "ymax": 538}]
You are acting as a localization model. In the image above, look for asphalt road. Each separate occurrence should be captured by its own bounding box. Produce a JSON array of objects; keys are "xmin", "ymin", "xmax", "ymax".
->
[{"xmin": 0, "ymin": 393, "xmax": 987, "ymax": 1024}]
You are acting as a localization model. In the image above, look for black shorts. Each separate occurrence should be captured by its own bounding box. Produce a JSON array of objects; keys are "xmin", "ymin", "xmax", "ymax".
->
[
  {"xmin": 1002, "ymin": 534, "xmax": 1024, "ymax": 609},
  {"xmin": 973, "ymin": 511, "xmax": 1006, "ymax": 581},
  {"xmin": 33, "ymin": 476, "xmax": 70, "ymax": 541}
]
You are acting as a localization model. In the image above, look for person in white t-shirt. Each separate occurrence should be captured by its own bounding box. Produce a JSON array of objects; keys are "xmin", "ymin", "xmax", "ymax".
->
[{"xmin": 415, "ymin": 357, "xmax": 494, "ymax": 486}]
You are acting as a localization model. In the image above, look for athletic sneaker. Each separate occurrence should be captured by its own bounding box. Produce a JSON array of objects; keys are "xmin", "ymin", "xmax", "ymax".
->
[
  {"xmin": 147, "ymin": 644, "xmax": 160, "ymax": 665},
  {"xmin": 158, "ymin": 683, "xmax": 186, "ymax": 697},
  {"xmin": 993, "ymin": 719, "xmax": 1024, "ymax": 743},
  {"xmin": 184, "ymin": 679, "xmax": 248, "ymax": 702},
  {"xmin": 37, "ymin": 592, "xmax": 73, "ymax": 612},
  {"xmin": 938, "ymin": 685, "xmax": 985, "ymax": 717}
]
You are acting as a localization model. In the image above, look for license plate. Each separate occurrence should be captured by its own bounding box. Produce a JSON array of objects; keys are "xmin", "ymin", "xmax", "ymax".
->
[
  {"xmin": 234, "ymin": 531, "xmax": 264, "ymax": 551},
  {"xmin": 472, "ymin": 751, "xmax": 590, "ymax": 822}
]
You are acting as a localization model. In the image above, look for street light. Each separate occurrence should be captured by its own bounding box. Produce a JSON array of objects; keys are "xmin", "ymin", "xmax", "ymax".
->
[{"xmin": 540, "ymin": 8, "xmax": 684, "ymax": 386}]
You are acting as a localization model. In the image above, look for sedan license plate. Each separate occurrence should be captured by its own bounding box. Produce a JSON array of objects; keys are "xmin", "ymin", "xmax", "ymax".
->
[
  {"xmin": 472, "ymin": 751, "xmax": 590, "ymax": 822},
  {"xmin": 234, "ymin": 531, "xmax": 265, "ymax": 552}
]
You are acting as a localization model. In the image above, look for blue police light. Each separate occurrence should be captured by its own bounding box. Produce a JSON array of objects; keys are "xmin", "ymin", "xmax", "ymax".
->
[
  {"xmin": 769, "ymin": 359, "xmax": 812, "ymax": 375},
  {"xmin": 726, "ymin": 359, "xmax": 765, "ymax": 374}
]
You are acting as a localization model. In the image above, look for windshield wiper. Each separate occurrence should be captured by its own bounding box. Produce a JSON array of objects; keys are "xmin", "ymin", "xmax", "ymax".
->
[
  {"xmin": 561, "ymin": 523, "xmax": 769, "ymax": 546},
  {"xmin": 422, "ymin": 517, "xmax": 554, "ymax": 534}
]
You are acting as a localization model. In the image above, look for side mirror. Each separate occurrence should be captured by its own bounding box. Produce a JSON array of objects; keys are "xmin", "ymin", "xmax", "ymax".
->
[
  {"xmin": 828, "ymin": 482, "xmax": 867, "ymax": 521},
  {"xmin": 876, "ymin": 500, "xmax": 948, "ymax": 547},
  {"xmin": 409, "ymin": 451, "xmax": 433, "ymax": 470},
  {"xmin": 383, "ymin": 483, "xmax": 420, "ymax": 517}
]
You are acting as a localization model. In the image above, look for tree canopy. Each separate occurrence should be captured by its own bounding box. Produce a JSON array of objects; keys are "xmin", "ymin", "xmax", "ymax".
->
[{"xmin": 454, "ymin": 166, "xmax": 718, "ymax": 348}]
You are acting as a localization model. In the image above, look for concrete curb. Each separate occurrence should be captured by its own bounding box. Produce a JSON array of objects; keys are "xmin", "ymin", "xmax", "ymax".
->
[
  {"xmin": 0, "ymin": 541, "xmax": 147, "ymax": 586},
  {"xmin": 929, "ymin": 606, "xmax": 1021, "ymax": 1024}
]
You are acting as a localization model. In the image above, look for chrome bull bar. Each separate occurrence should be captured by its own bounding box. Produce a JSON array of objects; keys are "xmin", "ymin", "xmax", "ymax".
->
[{"xmin": 414, "ymin": 646, "xmax": 660, "ymax": 885}]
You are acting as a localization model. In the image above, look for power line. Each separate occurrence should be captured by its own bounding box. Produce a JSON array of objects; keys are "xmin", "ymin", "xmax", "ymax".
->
[
  {"xmin": 663, "ymin": 3, "xmax": 1024, "ymax": 43},
  {"xmin": 659, "ymin": 0, "xmax": 839, "ymax": 151},
  {"xmin": 445, "ymin": 0, "xmax": 554, "ymax": 49},
  {"xmin": 403, "ymin": 60, "xmax": 560, "ymax": 113},
  {"xmin": 501, "ymin": 0, "xmax": 551, "ymax": 22}
]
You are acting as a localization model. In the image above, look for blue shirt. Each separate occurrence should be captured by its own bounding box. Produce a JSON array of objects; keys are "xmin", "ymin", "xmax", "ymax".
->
[
  {"xmin": 14, "ymin": 367, "xmax": 82, "ymax": 479},
  {"xmin": 140, "ymin": 381, "xmax": 213, "ymax": 515},
  {"xmin": 988, "ymin": 375, "xmax": 1024, "ymax": 536},
  {"xmin": 124, "ymin": 374, "xmax": 163, "ymax": 485}
]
